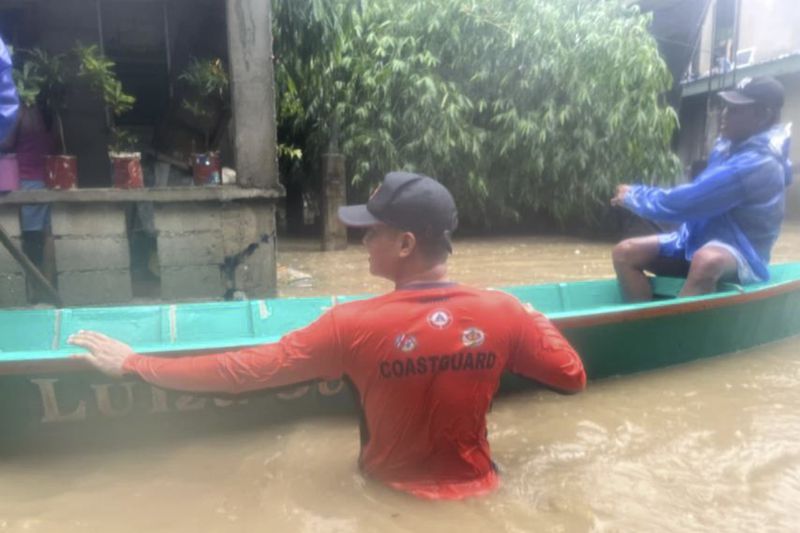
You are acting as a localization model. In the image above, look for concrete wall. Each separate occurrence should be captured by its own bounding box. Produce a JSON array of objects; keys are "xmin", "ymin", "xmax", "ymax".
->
[
  {"xmin": 696, "ymin": 0, "xmax": 716, "ymax": 76},
  {"xmin": 0, "ymin": 197, "xmax": 277, "ymax": 307},
  {"xmin": 695, "ymin": 0, "xmax": 800, "ymax": 76},
  {"xmin": 153, "ymin": 201, "xmax": 277, "ymax": 301},
  {"xmin": 738, "ymin": 0, "xmax": 800, "ymax": 63},
  {"xmin": 51, "ymin": 204, "xmax": 133, "ymax": 306},
  {"xmin": 0, "ymin": 207, "xmax": 27, "ymax": 307},
  {"xmin": 780, "ymin": 73, "xmax": 800, "ymax": 217}
]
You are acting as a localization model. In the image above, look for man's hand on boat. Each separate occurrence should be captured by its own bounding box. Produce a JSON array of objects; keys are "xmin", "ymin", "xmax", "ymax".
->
[
  {"xmin": 68, "ymin": 331, "xmax": 134, "ymax": 377},
  {"xmin": 610, "ymin": 185, "xmax": 630, "ymax": 207}
]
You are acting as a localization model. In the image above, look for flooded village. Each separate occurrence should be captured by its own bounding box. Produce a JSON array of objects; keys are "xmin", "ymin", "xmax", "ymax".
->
[{"xmin": 1, "ymin": 0, "xmax": 800, "ymax": 532}]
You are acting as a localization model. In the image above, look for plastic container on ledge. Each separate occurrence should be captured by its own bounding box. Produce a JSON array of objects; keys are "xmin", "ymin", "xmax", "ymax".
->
[
  {"xmin": 192, "ymin": 152, "xmax": 221, "ymax": 186},
  {"xmin": 44, "ymin": 155, "xmax": 78, "ymax": 189},
  {"xmin": 110, "ymin": 152, "xmax": 144, "ymax": 189},
  {"xmin": 0, "ymin": 153, "xmax": 20, "ymax": 192}
]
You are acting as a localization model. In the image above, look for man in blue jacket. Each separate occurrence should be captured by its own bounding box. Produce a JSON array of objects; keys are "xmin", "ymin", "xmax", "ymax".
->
[
  {"xmin": 612, "ymin": 76, "xmax": 792, "ymax": 301},
  {"xmin": 0, "ymin": 35, "xmax": 19, "ymax": 149}
]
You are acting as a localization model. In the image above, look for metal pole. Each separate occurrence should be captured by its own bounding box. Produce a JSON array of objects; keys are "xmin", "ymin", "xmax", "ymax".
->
[
  {"xmin": 95, "ymin": 0, "xmax": 105, "ymax": 54},
  {"xmin": 95, "ymin": 0, "xmax": 111, "ymax": 127},
  {"xmin": 162, "ymin": 0, "xmax": 173, "ymax": 99},
  {"xmin": 702, "ymin": 0, "xmax": 719, "ymax": 155}
]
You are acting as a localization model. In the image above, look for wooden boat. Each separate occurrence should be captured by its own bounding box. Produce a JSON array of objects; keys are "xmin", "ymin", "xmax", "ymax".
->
[{"xmin": 2, "ymin": 262, "xmax": 799, "ymax": 443}]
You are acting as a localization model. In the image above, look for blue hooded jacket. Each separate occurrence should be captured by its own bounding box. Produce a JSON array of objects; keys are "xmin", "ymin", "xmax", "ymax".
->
[
  {"xmin": 623, "ymin": 124, "xmax": 793, "ymax": 282},
  {"xmin": 0, "ymin": 35, "xmax": 19, "ymax": 144}
]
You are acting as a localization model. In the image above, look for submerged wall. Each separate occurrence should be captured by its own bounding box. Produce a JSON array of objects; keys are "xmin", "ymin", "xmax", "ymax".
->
[{"xmin": 0, "ymin": 188, "xmax": 279, "ymax": 307}]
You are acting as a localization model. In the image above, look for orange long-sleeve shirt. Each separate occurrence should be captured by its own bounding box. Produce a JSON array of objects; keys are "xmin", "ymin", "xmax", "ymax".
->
[{"xmin": 123, "ymin": 284, "xmax": 586, "ymax": 499}]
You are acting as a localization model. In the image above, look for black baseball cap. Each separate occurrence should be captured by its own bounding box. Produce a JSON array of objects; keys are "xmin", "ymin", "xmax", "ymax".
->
[
  {"xmin": 718, "ymin": 76, "xmax": 785, "ymax": 108},
  {"xmin": 338, "ymin": 171, "xmax": 458, "ymax": 250}
]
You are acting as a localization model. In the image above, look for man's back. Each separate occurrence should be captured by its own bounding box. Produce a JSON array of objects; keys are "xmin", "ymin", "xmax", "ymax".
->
[
  {"xmin": 121, "ymin": 283, "xmax": 584, "ymax": 499},
  {"xmin": 317, "ymin": 284, "xmax": 586, "ymax": 498}
]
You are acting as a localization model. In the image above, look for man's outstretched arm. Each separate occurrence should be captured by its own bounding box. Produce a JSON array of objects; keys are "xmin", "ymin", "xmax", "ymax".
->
[
  {"xmin": 68, "ymin": 312, "xmax": 343, "ymax": 394},
  {"xmin": 611, "ymin": 150, "xmax": 775, "ymax": 223}
]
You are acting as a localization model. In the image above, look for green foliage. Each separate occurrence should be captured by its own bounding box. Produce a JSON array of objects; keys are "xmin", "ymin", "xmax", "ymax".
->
[
  {"xmin": 12, "ymin": 60, "xmax": 44, "ymax": 107},
  {"xmin": 75, "ymin": 44, "xmax": 137, "ymax": 153},
  {"xmin": 274, "ymin": 0, "xmax": 680, "ymax": 227},
  {"xmin": 178, "ymin": 57, "xmax": 229, "ymax": 151},
  {"xmin": 19, "ymin": 48, "xmax": 70, "ymax": 152},
  {"xmin": 278, "ymin": 144, "xmax": 303, "ymax": 160},
  {"xmin": 272, "ymin": 0, "xmax": 364, "ymax": 174},
  {"xmin": 75, "ymin": 44, "xmax": 135, "ymax": 117},
  {"xmin": 179, "ymin": 57, "xmax": 229, "ymax": 99},
  {"xmin": 24, "ymin": 48, "xmax": 69, "ymax": 112},
  {"xmin": 9, "ymin": 47, "xmax": 73, "ymax": 152}
]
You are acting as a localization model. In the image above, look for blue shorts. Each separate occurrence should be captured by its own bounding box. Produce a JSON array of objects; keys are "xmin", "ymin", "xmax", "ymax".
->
[{"xmin": 20, "ymin": 179, "xmax": 51, "ymax": 232}]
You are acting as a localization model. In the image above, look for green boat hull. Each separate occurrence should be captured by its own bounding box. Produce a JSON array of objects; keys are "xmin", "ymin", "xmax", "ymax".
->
[{"xmin": 2, "ymin": 263, "xmax": 800, "ymax": 444}]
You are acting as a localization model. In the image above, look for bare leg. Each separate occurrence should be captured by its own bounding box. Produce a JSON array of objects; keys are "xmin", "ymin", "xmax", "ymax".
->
[
  {"xmin": 612, "ymin": 236, "xmax": 661, "ymax": 302},
  {"xmin": 679, "ymin": 245, "xmax": 739, "ymax": 297}
]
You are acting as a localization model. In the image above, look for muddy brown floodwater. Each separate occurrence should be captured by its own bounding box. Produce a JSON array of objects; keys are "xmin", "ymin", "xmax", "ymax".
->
[{"xmin": 1, "ymin": 224, "xmax": 800, "ymax": 532}]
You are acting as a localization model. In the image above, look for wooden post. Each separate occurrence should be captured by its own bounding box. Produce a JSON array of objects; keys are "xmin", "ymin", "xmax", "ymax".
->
[
  {"xmin": 320, "ymin": 153, "xmax": 347, "ymax": 251},
  {"xmin": 226, "ymin": 0, "xmax": 278, "ymax": 189}
]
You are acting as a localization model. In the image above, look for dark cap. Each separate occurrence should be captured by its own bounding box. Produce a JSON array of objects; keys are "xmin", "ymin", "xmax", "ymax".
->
[
  {"xmin": 718, "ymin": 76, "xmax": 784, "ymax": 108},
  {"xmin": 338, "ymin": 171, "xmax": 458, "ymax": 249}
]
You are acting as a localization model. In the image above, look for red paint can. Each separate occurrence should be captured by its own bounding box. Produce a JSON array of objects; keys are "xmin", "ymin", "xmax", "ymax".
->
[
  {"xmin": 192, "ymin": 152, "xmax": 221, "ymax": 186},
  {"xmin": 110, "ymin": 153, "xmax": 144, "ymax": 189},
  {"xmin": 0, "ymin": 153, "xmax": 19, "ymax": 191},
  {"xmin": 44, "ymin": 155, "xmax": 78, "ymax": 190}
]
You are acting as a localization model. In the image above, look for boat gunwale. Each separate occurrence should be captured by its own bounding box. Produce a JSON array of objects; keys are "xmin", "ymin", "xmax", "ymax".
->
[
  {"xmin": 1, "ymin": 265, "xmax": 800, "ymax": 376},
  {"xmin": 552, "ymin": 275, "xmax": 800, "ymax": 329}
]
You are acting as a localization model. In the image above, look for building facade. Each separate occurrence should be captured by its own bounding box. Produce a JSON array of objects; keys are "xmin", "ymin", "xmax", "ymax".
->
[{"xmin": 678, "ymin": 0, "xmax": 800, "ymax": 216}]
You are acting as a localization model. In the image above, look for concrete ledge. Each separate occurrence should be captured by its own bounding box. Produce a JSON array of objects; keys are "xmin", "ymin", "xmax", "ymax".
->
[{"xmin": 0, "ymin": 185, "xmax": 284, "ymax": 205}]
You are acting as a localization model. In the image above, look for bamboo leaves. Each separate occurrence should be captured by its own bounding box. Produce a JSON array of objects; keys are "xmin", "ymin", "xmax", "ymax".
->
[{"xmin": 274, "ymin": 0, "xmax": 679, "ymax": 226}]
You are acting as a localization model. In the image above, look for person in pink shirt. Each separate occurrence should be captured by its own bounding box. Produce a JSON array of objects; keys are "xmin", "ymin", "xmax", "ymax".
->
[{"xmin": 9, "ymin": 104, "xmax": 55, "ymax": 280}]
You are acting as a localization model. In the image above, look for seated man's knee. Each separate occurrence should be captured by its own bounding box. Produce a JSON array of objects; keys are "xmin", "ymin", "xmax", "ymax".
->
[
  {"xmin": 612, "ymin": 240, "xmax": 635, "ymax": 265},
  {"xmin": 690, "ymin": 248, "xmax": 732, "ymax": 283},
  {"xmin": 612, "ymin": 239, "xmax": 652, "ymax": 268}
]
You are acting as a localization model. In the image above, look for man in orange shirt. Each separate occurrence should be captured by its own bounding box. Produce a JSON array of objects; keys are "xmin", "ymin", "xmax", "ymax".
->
[{"xmin": 69, "ymin": 171, "xmax": 586, "ymax": 500}]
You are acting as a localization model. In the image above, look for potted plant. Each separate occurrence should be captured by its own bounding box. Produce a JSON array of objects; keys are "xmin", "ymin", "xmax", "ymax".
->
[
  {"xmin": 24, "ymin": 48, "xmax": 78, "ymax": 189},
  {"xmin": 75, "ymin": 44, "xmax": 141, "ymax": 188},
  {"xmin": 178, "ymin": 57, "xmax": 229, "ymax": 185}
]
